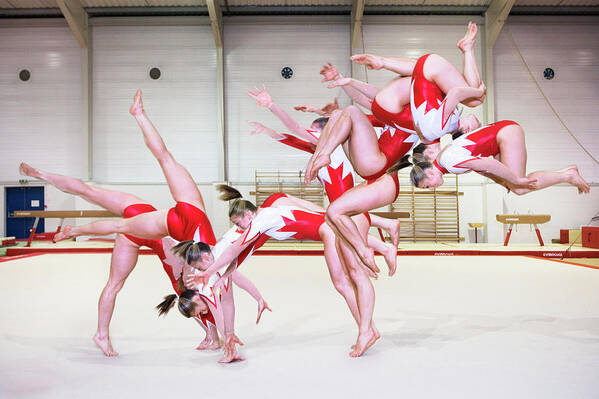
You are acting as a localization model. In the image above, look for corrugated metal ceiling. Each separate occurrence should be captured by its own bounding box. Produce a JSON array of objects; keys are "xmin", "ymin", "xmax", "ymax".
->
[{"xmin": 1, "ymin": 0, "xmax": 598, "ymax": 11}]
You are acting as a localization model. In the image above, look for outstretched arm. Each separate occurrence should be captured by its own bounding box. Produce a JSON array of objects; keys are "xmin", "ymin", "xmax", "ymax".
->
[
  {"xmin": 248, "ymin": 84, "xmax": 317, "ymax": 144},
  {"xmin": 294, "ymin": 98, "xmax": 339, "ymax": 117},
  {"xmin": 249, "ymin": 122, "xmax": 316, "ymax": 154},
  {"xmin": 320, "ymin": 63, "xmax": 379, "ymax": 109},
  {"xmin": 350, "ymin": 54, "xmax": 416, "ymax": 76},
  {"xmin": 232, "ymin": 271, "xmax": 272, "ymax": 324}
]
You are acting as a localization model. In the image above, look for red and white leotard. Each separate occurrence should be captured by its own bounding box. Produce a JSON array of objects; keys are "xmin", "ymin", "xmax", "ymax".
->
[
  {"xmin": 122, "ymin": 203, "xmax": 216, "ymax": 328},
  {"xmin": 277, "ymin": 130, "xmax": 355, "ymax": 203},
  {"xmin": 410, "ymin": 54, "xmax": 461, "ymax": 143},
  {"xmin": 278, "ymin": 121, "xmax": 416, "ymax": 201},
  {"xmin": 241, "ymin": 194, "xmax": 325, "ymax": 244},
  {"xmin": 436, "ymin": 120, "xmax": 518, "ymax": 174},
  {"xmin": 366, "ymin": 102, "xmax": 419, "ymax": 182},
  {"xmin": 167, "ymin": 202, "xmax": 216, "ymax": 245},
  {"xmin": 189, "ymin": 194, "xmax": 285, "ymax": 304}
]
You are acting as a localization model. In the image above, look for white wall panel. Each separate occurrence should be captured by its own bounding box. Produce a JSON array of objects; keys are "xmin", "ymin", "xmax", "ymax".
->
[
  {"xmin": 494, "ymin": 19, "xmax": 599, "ymax": 183},
  {"xmin": 0, "ymin": 26, "xmax": 86, "ymax": 182},
  {"xmin": 224, "ymin": 18, "xmax": 351, "ymax": 182},
  {"xmin": 92, "ymin": 25, "xmax": 218, "ymax": 183}
]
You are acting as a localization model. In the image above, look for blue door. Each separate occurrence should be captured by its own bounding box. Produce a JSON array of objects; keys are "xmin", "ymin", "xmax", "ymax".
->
[{"xmin": 5, "ymin": 186, "xmax": 45, "ymax": 239}]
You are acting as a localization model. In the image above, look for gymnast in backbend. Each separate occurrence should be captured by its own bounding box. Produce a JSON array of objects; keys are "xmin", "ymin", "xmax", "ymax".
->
[
  {"xmin": 186, "ymin": 186, "xmax": 379, "ymax": 357},
  {"xmin": 305, "ymin": 21, "xmax": 485, "ymax": 184},
  {"xmin": 349, "ymin": 21, "xmax": 485, "ymax": 145},
  {"xmin": 300, "ymin": 24, "xmax": 485, "ymax": 271},
  {"xmin": 247, "ymin": 84, "xmax": 400, "ymax": 274},
  {"xmin": 52, "ymin": 90, "xmax": 260, "ymax": 362},
  {"xmin": 391, "ymin": 120, "xmax": 590, "ymax": 195}
]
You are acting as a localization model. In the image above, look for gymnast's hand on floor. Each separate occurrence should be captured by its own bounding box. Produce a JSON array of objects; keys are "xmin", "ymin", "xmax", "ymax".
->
[{"xmin": 219, "ymin": 334, "xmax": 245, "ymax": 363}]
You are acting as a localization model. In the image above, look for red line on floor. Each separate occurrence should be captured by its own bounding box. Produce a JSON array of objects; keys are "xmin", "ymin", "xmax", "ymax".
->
[
  {"xmin": 0, "ymin": 253, "xmax": 44, "ymax": 262},
  {"xmin": 5, "ymin": 247, "xmax": 599, "ymax": 258},
  {"xmin": 526, "ymin": 256, "xmax": 599, "ymax": 270}
]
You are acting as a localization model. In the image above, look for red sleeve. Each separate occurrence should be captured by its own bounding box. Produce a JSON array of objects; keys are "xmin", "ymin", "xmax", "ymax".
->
[{"xmin": 277, "ymin": 133, "xmax": 316, "ymax": 154}]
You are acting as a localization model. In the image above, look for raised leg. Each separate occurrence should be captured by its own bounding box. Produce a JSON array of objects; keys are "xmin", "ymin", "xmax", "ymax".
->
[
  {"xmin": 94, "ymin": 234, "xmax": 140, "ymax": 356},
  {"xmin": 369, "ymin": 213, "xmax": 401, "ymax": 248},
  {"xmin": 326, "ymin": 174, "xmax": 398, "ymax": 273},
  {"xmin": 498, "ymin": 126, "xmax": 590, "ymax": 195},
  {"xmin": 457, "ymin": 22, "xmax": 482, "ymax": 88},
  {"xmin": 305, "ymin": 107, "xmax": 387, "ymax": 183},
  {"xmin": 20, "ymin": 163, "xmax": 146, "ymax": 216},
  {"xmin": 424, "ymin": 54, "xmax": 484, "ymax": 108},
  {"xmin": 129, "ymin": 90, "xmax": 206, "ymax": 211},
  {"xmin": 366, "ymin": 234, "xmax": 398, "ymax": 276},
  {"xmin": 54, "ymin": 209, "xmax": 169, "ymax": 242},
  {"xmin": 371, "ymin": 76, "xmax": 412, "ymax": 114}
]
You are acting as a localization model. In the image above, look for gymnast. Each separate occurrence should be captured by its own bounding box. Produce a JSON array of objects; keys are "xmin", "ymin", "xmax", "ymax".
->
[
  {"xmin": 53, "ymin": 89, "xmax": 247, "ymax": 361},
  {"xmin": 291, "ymin": 66, "xmax": 416, "ymax": 271},
  {"xmin": 350, "ymin": 21, "xmax": 485, "ymax": 144},
  {"xmin": 18, "ymin": 163, "xmax": 226, "ymax": 355},
  {"xmin": 156, "ymin": 236, "xmax": 272, "ymax": 363},
  {"xmin": 248, "ymin": 85, "xmax": 400, "ymax": 274},
  {"xmin": 186, "ymin": 187, "xmax": 379, "ymax": 357},
  {"xmin": 390, "ymin": 120, "xmax": 590, "ymax": 195}
]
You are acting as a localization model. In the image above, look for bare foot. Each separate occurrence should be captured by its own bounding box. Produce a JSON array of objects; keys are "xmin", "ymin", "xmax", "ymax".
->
[
  {"xmin": 197, "ymin": 338, "xmax": 221, "ymax": 351},
  {"xmin": 381, "ymin": 242, "xmax": 398, "ymax": 277},
  {"xmin": 256, "ymin": 299, "xmax": 272, "ymax": 324},
  {"xmin": 565, "ymin": 166, "xmax": 590, "ymax": 194},
  {"xmin": 371, "ymin": 324, "xmax": 381, "ymax": 342},
  {"xmin": 305, "ymin": 153, "xmax": 331, "ymax": 184},
  {"xmin": 350, "ymin": 328, "xmax": 376, "ymax": 358},
  {"xmin": 457, "ymin": 21, "xmax": 477, "ymax": 53},
  {"xmin": 129, "ymin": 89, "xmax": 144, "ymax": 116},
  {"xmin": 218, "ymin": 350, "xmax": 245, "ymax": 363},
  {"xmin": 387, "ymin": 219, "xmax": 401, "ymax": 249},
  {"xmin": 351, "ymin": 325, "xmax": 380, "ymax": 351},
  {"xmin": 93, "ymin": 333, "xmax": 118, "ymax": 357},
  {"xmin": 359, "ymin": 247, "xmax": 380, "ymax": 275},
  {"xmin": 53, "ymin": 225, "xmax": 73, "ymax": 242},
  {"xmin": 19, "ymin": 162, "xmax": 42, "ymax": 179}
]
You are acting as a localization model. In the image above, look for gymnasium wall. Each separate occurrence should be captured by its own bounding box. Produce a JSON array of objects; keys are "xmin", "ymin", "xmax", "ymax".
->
[
  {"xmin": 0, "ymin": 24, "xmax": 87, "ymax": 181},
  {"xmin": 1, "ymin": 16, "xmax": 598, "ymax": 244},
  {"xmin": 224, "ymin": 17, "xmax": 351, "ymax": 182},
  {"xmin": 92, "ymin": 23, "xmax": 219, "ymax": 184},
  {"xmin": 489, "ymin": 16, "xmax": 599, "ymax": 243}
]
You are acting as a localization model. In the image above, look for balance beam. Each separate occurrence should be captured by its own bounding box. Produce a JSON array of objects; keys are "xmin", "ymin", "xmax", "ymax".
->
[
  {"xmin": 496, "ymin": 214, "xmax": 551, "ymax": 246},
  {"xmin": 11, "ymin": 210, "xmax": 119, "ymax": 247}
]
